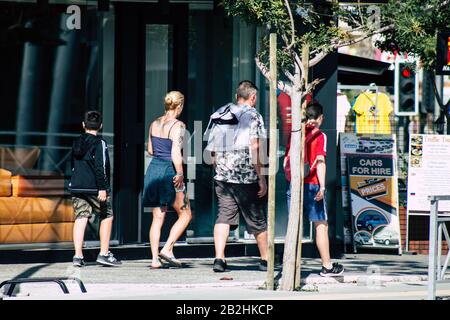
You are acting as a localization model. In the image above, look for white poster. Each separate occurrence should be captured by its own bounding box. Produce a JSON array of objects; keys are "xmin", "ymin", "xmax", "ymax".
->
[{"xmin": 407, "ymin": 134, "xmax": 450, "ymax": 213}]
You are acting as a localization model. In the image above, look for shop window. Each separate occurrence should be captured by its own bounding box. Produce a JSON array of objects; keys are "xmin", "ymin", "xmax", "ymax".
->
[{"xmin": 0, "ymin": 4, "xmax": 115, "ymax": 246}]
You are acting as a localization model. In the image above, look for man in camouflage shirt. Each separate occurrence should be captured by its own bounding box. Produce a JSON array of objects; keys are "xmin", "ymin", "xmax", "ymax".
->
[{"xmin": 209, "ymin": 80, "xmax": 268, "ymax": 272}]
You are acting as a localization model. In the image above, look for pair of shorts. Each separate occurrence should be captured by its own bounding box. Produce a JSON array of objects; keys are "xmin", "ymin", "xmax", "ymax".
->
[
  {"xmin": 214, "ymin": 180, "xmax": 267, "ymax": 235},
  {"xmin": 286, "ymin": 183, "xmax": 327, "ymax": 222},
  {"xmin": 72, "ymin": 194, "xmax": 113, "ymax": 220}
]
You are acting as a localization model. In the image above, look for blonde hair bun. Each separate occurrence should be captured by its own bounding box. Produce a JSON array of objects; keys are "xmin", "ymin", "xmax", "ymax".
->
[{"xmin": 164, "ymin": 91, "xmax": 184, "ymax": 111}]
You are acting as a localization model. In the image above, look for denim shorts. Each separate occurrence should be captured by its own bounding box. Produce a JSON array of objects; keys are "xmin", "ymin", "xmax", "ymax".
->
[{"xmin": 286, "ymin": 183, "xmax": 327, "ymax": 222}]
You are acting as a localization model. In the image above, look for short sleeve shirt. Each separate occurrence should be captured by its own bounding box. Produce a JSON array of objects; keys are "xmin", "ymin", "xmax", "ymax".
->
[
  {"xmin": 353, "ymin": 92, "xmax": 393, "ymax": 134},
  {"xmin": 304, "ymin": 125, "xmax": 327, "ymax": 185},
  {"xmin": 214, "ymin": 106, "xmax": 266, "ymax": 184}
]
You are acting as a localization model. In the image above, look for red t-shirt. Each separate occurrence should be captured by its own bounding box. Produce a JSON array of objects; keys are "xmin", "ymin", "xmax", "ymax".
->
[
  {"xmin": 277, "ymin": 92, "xmax": 313, "ymax": 143},
  {"xmin": 284, "ymin": 125, "xmax": 327, "ymax": 185}
]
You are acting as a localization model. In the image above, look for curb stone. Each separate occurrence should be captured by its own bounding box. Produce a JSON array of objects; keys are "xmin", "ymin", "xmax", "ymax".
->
[{"xmin": 301, "ymin": 273, "xmax": 450, "ymax": 285}]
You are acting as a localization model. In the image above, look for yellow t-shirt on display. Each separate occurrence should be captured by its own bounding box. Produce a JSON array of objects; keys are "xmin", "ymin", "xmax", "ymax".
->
[{"xmin": 353, "ymin": 92, "xmax": 393, "ymax": 134}]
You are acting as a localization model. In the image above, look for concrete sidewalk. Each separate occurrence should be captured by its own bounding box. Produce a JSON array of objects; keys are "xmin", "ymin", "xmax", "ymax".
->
[{"xmin": 0, "ymin": 253, "xmax": 446, "ymax": 299}]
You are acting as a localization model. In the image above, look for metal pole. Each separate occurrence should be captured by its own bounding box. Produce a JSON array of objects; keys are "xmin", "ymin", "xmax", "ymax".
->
[
  {"xmin": 428, "ymin": 199, "xmax": 438, "ymax": 300},
  {"xmin": 266, "ymin": 32, "xmax": 277, "ymax": 291},
  {"xmin": 406, "ymin": 208, "xmax": 410, "ymax": 252},
  {"xmin": 438, "ymin": 222, "xmax": 443, "ymax": 280}
]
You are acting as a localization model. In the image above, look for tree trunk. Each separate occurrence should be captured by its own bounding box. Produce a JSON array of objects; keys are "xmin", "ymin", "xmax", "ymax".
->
[
  {"xmin": 294, "ymin": 45, "xmax": 309, "ymax": 289},
  {"xmin": 280, "ymin": 66, "xmax": 303, "ymax": 290}
]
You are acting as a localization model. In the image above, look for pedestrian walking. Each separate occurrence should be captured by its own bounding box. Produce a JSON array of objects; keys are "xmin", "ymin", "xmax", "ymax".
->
[
  {"xmin": 284, "ymin": 101, "xmax": 344, "ymax": 277},
  {"xmin": 205, "ymin": 80, "xmax": 268, "ymax": 272},
  {"xmin": 143, "ymin": 91, "xmax": 192, "ymax": 269},
  {"xmin": 69, "ymin": 111, "xmax": 122, "ymax": 267}
]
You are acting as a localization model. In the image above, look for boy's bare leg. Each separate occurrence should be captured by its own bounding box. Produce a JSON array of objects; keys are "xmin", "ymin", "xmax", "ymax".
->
[
  {"xmin": 255, "ymin": 231, "xmax": 268, "ymax": 261},
  {"xmin": 315, "ymin": 221, "xmax": 331, "ymax": 268},
  {"xmin": 160, "ymin": 192, "xmax": 192, "ymax": 257},
  {"xmin": 150, "ymin": 207, "xmax": 165, "ymax": 267},
  {"xmin": 214, "ymin": 223, "xmax": 230, "ymax": 260},
  {"xmin": 99, "ymin": 216, "xmax": 113, "ymax": 256},
  {"xmin": 73, "ymin": 217, "xmax": 88, "ymax": 257}
]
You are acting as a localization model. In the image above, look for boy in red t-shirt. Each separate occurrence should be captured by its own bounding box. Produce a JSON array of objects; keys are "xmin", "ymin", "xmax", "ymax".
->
[{"xmin": 284, "ymin": 102, "xmax": 344, "ymax": 277}]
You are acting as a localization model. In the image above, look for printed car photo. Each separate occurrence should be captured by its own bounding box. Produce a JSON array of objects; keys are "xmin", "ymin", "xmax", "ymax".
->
[
  {"xmin": 356, "ymin": 211, "xmax": 389, "ymax": 232},
  {"xmin": 373, "ymin": 226, "xmax": 399, "ymax": 246},
  {"xmin": 356, "ymin": 140, "xmax": 377, "ymax": 153},
  {"xmin": 354, "ymin": 231, "xmax": 374, "ymax": 246},
  {"xmin": 376, "ymin": 140, "xmax": 394, "ymax": 152}
]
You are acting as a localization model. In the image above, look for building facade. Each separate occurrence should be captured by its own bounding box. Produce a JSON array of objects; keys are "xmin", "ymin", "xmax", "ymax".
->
[{"xmin": 1, "ymin": 0, "xmax": 341, "ymax": 249}]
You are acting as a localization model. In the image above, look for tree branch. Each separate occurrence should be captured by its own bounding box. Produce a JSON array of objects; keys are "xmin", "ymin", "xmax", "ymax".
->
[
  {"xmin": 425, "ymin": 0, "xmax": 450, "ymax": 13},
  {"xmin": 309, "ymin": 51, "xmax": 328, "ymax": 68},
  {"xmin": 284, "ymin": 0, "xmax": 296, "ymax": 51},
  {"xmin": 309, "ymin": 24, "xmax": 394, "ymax": 67},
  {"xmin": 255, "ymin": 57, "xmax": 292, "ymax": 95},
  {"xmin": 294, "ymin": 53, "xmax": 305, "ymax": 81},
  {"xmin": 346, "ymin": 25, "xmax": 365, "ymax": 33},
  {"xmin": 281, "ymin": 33, "xmax": 291, "ymax": 50},
  {"xmin": 302, "ymin": 78, "xmax": 325, "ymax": 98},
  {"xmin": 357, "ymin": 1, "xmax": 364, "ymax": 26},
  {"xmin": 284, "ymin": 69, "xmax": 296, "ymax": 84},
  {"xmin": 347, "ymin": 13, "xmax": 364, "ymax": 30}
]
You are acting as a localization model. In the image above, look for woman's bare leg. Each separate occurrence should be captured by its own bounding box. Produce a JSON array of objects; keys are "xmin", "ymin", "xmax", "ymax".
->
[
  {"xmin": 150, "ymin": 207, "xmax": 165, "ymax": 267},
  {"xmin": 160, "ymin": 192, "xmax": 192, "ymax": 257}
]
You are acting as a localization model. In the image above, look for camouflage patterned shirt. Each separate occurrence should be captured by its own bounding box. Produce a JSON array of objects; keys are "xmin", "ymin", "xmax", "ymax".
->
[{"xmin": 213, "ymin": 110, "xmax": 266, "ymax": 184}]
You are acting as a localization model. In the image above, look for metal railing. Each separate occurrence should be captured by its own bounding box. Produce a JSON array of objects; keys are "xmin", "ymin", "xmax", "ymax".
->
[
  {"xmin": 428, "ymin": 195, "xmax": 450, "ymax": 300},
  {"xmin": 0, "ymin": 277, "xmax": 87, "ymax": 297}
]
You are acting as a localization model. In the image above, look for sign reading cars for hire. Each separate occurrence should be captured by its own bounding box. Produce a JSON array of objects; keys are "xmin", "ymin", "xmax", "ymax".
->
[
  {"xmin": 339, "ymin": 133, "xmax": 397, "ymax": 247},
  {"xmin": 347, "ymin": 154, "xmax": 401, "ymax": 254}
]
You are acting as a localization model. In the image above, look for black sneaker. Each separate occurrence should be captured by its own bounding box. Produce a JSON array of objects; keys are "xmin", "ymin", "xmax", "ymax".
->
[
  {"xmin": 259, "ymin": 259, "xmax": 268, "ymax": 271},
  {"xmin": 320, "ymin": 262, "xmax": 344, "ymax": 277},
  {"xmin": 213, "ymin": 258, "xmax": 227, "ymax": 272},
  {"xmin": 73, "ymin": 256, "xmax": 85, "ymax": 267},
  {"xmin": 96, "ymin": 251, "xmax": 122, "ymax": 267}
]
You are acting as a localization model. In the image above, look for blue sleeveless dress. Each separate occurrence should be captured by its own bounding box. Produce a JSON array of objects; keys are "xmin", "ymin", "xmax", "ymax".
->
[{"xmin": 142, "ymin": 122, "xmax": 178, "ymax": 209}]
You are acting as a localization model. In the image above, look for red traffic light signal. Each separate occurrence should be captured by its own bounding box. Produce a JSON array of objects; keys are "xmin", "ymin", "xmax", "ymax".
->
[
  {"xmin": 395, "ymin": 61, "xmax": 418, "ymax": 116},
  {"xmin": 401, "ymin": 67, "xmax": 411, "ymax": 78}
]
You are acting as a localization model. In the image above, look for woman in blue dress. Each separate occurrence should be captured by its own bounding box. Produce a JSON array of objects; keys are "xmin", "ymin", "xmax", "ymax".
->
[{"xmin": 143, "ymin": 91, "xmax": 191, "ymax": 268}]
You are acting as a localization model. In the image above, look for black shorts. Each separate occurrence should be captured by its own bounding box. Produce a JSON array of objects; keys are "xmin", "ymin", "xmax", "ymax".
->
[{"xmin": 214, "ymin": 180, "xmax": 267, "ymax": 235}]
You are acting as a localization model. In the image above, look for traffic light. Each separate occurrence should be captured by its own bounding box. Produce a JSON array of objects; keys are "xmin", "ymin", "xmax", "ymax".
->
[{"xmin": 395, "ymin": 61, "xmax": 419, "ymax": 116}]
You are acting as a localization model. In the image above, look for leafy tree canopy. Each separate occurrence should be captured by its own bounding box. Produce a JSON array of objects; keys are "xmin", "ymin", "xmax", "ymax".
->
[{"xmin": 222, "ymin": 0, "xmax": 450, "ymax": 84}]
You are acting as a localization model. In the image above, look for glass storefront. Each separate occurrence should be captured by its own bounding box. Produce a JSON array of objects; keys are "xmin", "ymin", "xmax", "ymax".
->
[{"xmin": 0, "ymin": 0, "xmax": 310, "ymax": 248}]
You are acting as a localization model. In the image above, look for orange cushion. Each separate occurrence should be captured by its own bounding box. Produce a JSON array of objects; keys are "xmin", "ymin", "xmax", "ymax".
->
[
  {"xmin": 0, "ymin": 147, "xmax": 40, "ymax": 174},
  {"xmin": 0, "ymin": 197, "xmax": 74, "ymax": 224},
  {"xmin": 0, "ymin": 222, "xmax": 73, "ymax": 243},
  {"xmin": 12, "ymin": 175, "xmax": 65, "ymax": 197},
  {"xmin": 0, "ymin": 168, "xmax": 12, "ymax": 197}
]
